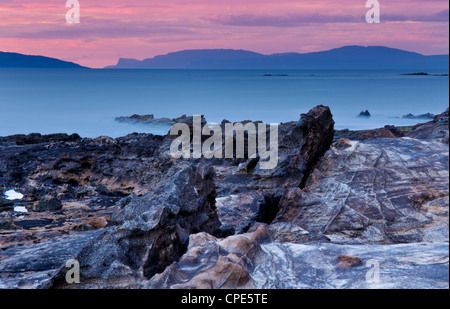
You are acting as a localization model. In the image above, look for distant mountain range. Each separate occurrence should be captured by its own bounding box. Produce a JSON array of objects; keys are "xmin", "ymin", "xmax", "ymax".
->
[
  {"xmin": 1, "ymin": 46, "xmax": 448, "ymax": 69},
  {"xmin": 0, "ymin": 51, "xmax": 85, "ymax": 68},
  {"xmin": 105, "ymin": 46, "xmax": 449, "ymax": 70}
]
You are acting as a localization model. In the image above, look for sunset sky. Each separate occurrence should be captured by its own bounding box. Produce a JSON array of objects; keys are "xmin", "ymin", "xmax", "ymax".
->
[{"xmin": 0, "ymin": 0, "xmax": 448, "ymax": 68}]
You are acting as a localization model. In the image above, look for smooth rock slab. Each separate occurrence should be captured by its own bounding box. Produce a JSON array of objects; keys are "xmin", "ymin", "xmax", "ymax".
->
[
  {"xmin": 144, "ymin": 226, "xmax": 449, "ymax": 289},
  {"xmin": 274, "ymin": 137, "xmax": 449, "ymax": 244}
]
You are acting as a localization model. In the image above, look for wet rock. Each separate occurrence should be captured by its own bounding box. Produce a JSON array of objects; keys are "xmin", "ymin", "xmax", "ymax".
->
[{"xmin": 143, "ymin": 225, "xmax": 449, "ymax": 289}]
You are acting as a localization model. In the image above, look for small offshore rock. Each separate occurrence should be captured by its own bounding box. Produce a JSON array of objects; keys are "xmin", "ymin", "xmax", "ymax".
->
[{"xmin": 358, "ymin": 110, "xmax": 371, "ymax": 117}]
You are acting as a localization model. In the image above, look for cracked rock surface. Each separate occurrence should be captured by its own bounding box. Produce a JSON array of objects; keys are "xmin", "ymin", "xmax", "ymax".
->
[{"xmin": 1, "ymin": 106, "xmax": 448, "ymax": 289}]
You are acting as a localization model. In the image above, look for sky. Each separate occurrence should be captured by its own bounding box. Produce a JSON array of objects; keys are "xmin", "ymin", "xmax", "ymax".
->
[{"xmin": 0, "ymin": 0, "xmax": 448, "ymax": 68}]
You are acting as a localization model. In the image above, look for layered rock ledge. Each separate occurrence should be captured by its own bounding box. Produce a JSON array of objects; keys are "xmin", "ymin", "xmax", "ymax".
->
[{"xmin": 0, "ymin": 106, "xmax": 448, "ymax": 289}]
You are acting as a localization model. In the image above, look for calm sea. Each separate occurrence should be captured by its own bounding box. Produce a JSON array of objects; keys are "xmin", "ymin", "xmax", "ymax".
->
[{"xmin": 0, "ymin": 69, "xmax": 448, "ymax": 138}]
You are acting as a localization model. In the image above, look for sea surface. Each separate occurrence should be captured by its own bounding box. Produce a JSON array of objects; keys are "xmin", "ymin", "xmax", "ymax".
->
[{"xmin": 0, "ymin": 69, "xmax": 448, "ymax": 138}]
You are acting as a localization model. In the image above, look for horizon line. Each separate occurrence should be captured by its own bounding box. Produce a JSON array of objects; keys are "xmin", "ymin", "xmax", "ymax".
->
[{"xmin": 2, "ymin": 44, "xmax": 449, "ymax": 69}]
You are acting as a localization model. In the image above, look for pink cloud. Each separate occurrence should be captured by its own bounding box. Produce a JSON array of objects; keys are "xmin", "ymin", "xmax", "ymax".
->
[{"xmin": 0, "ymin": 0, "xmax": 448, "ymax": 67}]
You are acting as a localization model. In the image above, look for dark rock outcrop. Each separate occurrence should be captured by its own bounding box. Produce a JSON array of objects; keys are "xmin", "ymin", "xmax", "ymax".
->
[
  {"xmin": 334, "ymin": 108, "xmax": 450, "ymax": 143},
  {"xmin": 50, "ymin": 164, "xmax": 221, "ymax": 289},
  {"xmin": 401, "ymin": 72, "xmax": 429, "ymax": 76},
  {"xmin": 358, "ymin": 110, "xmax": 371, "ymax": 117},
  {"xmin": 215, "ymin": 105, "xmax": 335, "ymax": 194},
  {"xmin": 0, "ymin": 106, "xmax": 448, "ymax": 289},
  {"xmin": 402, "ymin": 113, "xmax": 435, "ymax": 120},
  {"xmin": 0, "ymin": 133, "xmax": 81, "ymax": 147},
  {"xmin": 115, "ymin": 114, "xmax": 208, "ymax": 128},
  {"xmin": 115, "ymin": 114, "xmax": 173, "ymax": 125},
  {"xmin": 211, "ymin": 105, "xmax": 335, "ymax": 234}
]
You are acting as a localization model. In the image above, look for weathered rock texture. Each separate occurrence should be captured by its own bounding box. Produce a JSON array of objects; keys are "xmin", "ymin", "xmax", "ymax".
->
[
  {"xmin": 144, "ymin": 225, "xmax": 449, "ymax": 289},
  {"xmin": 215, "ymin": 105, "xmax": 335, "ymax": 193},
  {"xmin": 50, "ymin": 164, "xmax": 221, "ymax": 288},
  {"xmin": 212, "ymin": 105, "xmax": 334, "ymax": 233},
  {"xmin": 0, "ymin": 230, "xmax": 103, "ymax": 289},
  {"xmin": 273, "ymin": 137, "xmax": 449, "ymax": 244},
  {"xmin": 0, "ymin": 106, "xmax": 448, "ymax": 289},
  {"xmin": 335, "ymin": 108, "xmax": 449, "ymax": 143},
  {"xmin": 407, "ymin": 108, "xmax": 449, "ymax": 143}
]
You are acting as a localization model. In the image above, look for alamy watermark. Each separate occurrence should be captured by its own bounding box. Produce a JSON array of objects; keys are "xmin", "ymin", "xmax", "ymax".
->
[
  {"xmin": 169, "ymin": 116, "xmax": 279, "ymax": 170},
  {"xmin": 66, "ymin": 0, "xmax": 80, "ymax": 24},
  {"xmin": 65, "ymin": 258, "xmax": 80, "ymax": 284},
  {"xmin": 366, "ymin": 0, "xmax": 381, "ymax": 23},
  {"xmin": 365, "ymin": 259, "xmax": 381, "ymax": 285},
  {"xmin": 65, "ymin": 1, "xmax": 379, "ymax": 25}
]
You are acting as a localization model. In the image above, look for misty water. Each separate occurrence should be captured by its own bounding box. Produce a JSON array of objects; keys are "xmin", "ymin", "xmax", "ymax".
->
[{"xmin": 0, "ymin": 68, "xmax": 448, "ymax": 138}]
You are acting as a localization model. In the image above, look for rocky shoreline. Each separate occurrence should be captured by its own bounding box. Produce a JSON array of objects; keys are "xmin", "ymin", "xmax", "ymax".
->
[{"xmin": 0, "ymin": 106, "xmax": 448, "ymax": 289}]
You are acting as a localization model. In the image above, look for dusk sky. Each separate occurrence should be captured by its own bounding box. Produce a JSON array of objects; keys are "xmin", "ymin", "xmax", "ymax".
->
[{"xmin": 0, "ymin": 0, "xmax": 448, "ymax": 68}]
